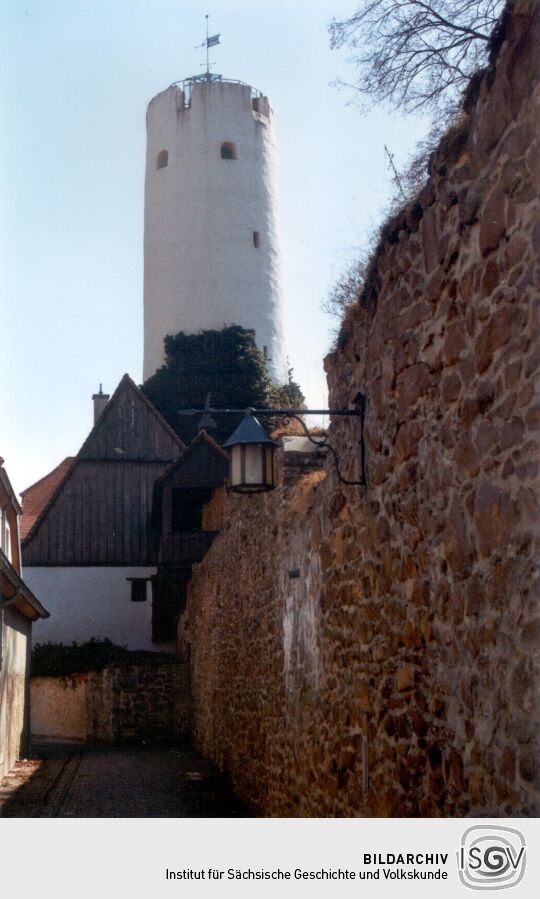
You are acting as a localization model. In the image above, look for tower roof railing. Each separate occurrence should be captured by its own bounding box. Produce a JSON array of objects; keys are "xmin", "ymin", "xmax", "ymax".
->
[{"xmin": 171, "ymin": 74, "xmax": 264, "ymax": 108}]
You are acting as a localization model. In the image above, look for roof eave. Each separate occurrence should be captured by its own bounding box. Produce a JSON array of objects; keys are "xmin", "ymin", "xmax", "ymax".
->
[
  {"xmin": 0, "ymin": 549, "xmax": 50, "ymax": 620},
  {"xmin": 0, "ymin": 466, "xmax": 22, "ymax": 514}
]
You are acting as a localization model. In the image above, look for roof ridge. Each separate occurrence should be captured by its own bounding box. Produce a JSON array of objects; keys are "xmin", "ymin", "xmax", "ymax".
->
[
  {"xmin": 76, "ymin": 374, "xmax": 184, "ymax": 461},
  {"xmin": 154, "ymin": 428, "xmax": 230, "ymax": 487},
  {"xmin": 190, "ymin": 428, "xmax": 230, "ymax": 461},
  {"xmin": 126, "ymin": 375, "xmax": 186, "ymax": 448}
]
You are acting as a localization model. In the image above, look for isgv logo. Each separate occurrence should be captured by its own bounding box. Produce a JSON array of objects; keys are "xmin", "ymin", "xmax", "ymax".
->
[{"xmin": 458, "ymin": 825, "xmax": 526, "ymax": 890}]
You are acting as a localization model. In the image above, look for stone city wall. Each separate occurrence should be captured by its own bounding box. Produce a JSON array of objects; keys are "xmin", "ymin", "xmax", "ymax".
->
[{"xmin": 182, "ymin": 0, "xmax": 539, "ymax": 816}]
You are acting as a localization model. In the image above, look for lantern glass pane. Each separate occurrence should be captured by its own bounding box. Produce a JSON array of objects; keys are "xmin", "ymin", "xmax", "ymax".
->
[
  {"xmin": 244, "ymin": 444, "xmax": 264, "ymax": 485},
  {"xmin": 230, "ymin": 445, "xmax": 242, "ymax": 486}
]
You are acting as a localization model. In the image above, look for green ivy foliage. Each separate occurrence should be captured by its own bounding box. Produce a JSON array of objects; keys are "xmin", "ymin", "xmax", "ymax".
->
[
  {"xmin": 141, "ymin": 326, "xmax": 305, "ymax": 444},
  {"xmin": 31, "ymin": 639, "xmax": 130, "ymax": 677},
  {"xmin": 269, "ymin": 377, "xmax": 306, "ymax": 411}
]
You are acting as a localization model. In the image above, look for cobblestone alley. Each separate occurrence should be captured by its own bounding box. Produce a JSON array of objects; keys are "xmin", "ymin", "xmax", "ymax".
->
[{"xmin": 0, "ymin": 741, "xmax": 250, "ymax": 817}]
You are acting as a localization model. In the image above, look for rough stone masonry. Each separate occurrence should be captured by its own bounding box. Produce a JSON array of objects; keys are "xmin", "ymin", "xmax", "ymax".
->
[{"xmin": 181, "ymin": 0, "xmax": 539, "ymax": 816}]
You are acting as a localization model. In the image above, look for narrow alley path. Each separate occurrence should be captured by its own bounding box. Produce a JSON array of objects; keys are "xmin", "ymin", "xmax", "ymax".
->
[{"xmin": 0, "ymin": 741, "xmax": 250, "ymax": 817}]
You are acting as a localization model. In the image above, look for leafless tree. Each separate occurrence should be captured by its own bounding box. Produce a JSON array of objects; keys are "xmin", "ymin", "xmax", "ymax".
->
[
  {"xmin": 330, "ymin": 0, "xmax": 504, "ymax": 116},
  {"xmin": 322, "ymin": 257, "xmax": 367, "ymax": 318}
]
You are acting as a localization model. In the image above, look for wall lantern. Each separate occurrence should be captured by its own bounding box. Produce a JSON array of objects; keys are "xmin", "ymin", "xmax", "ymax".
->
[
  {"xmin": 178, "ymin": 393, "xmax": 367, "ymax": 494},
  {"xmin": 223, "ymin": 412, "xmax": 279, "ymax": 493}
]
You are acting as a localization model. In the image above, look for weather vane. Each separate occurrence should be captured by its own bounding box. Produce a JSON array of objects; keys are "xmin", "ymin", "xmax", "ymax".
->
[{"xmin": 195, "ymin": 14, "xmax": 221, "ymax": 78}]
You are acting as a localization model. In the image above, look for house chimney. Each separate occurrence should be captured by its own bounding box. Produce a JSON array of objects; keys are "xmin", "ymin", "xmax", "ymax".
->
[{"xmin": 92, "ymin": 384, "xmax": 110, "ymax": 423}]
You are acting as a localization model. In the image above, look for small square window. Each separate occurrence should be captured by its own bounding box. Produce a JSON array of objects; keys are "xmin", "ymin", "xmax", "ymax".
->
[
  {"xmin": 221, "ymin": 142, "xmax": 237, "ymax": 159},
  {"xmin": 129, "ymin": 579, "xmax": 148, "ymax": 602}
]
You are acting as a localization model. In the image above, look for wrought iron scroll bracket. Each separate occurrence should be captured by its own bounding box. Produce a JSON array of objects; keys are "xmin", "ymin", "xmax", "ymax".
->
[
  {"xmin": 267, "ymin": 397, "xmax": 366, "ymax": 487},
  {"xmin": 177, "ymin": 393, "xmax": 367, "ymax": 487}
]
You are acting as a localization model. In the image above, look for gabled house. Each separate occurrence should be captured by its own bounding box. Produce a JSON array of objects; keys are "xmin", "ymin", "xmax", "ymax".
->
[
  {"xmin": 1, "ymin": 457, "xmax": 49, "ymax": 779},
  {"xmin": 21, "ymin": 375, "xmax": 184, "ymax": 651}
]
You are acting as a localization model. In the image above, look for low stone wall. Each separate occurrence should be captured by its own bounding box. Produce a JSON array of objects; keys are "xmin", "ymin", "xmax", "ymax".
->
[
  {"xmin": 31, "ymin": 675, "xmax": 87, "ymax": 740},
  {"xmin": 31, "ymin": 656, "xmax": 189, "ymax": 744},
  {"xmin": 182, "ymin": 1, "xmax": 539, "ymax": 817}
]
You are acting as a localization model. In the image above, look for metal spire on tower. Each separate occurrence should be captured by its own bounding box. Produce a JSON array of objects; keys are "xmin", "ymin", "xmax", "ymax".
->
[{"xmin": 195, "ymin": 14, "xmax": 221, "ymax": 79}]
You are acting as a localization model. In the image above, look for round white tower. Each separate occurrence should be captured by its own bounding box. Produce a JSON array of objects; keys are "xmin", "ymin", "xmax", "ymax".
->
[{"xmin": 143, "ymin": 76, "xmax": 287, "ymax": 383}]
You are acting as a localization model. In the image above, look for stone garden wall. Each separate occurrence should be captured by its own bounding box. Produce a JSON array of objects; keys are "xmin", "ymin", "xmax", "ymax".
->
[
  {"xmin": 182, "ymin": 0, "xmax": 539, "ymax": 816},
  {"xmin": 32, "ymin": 656, "xmax": 189, "ymax": 744}
]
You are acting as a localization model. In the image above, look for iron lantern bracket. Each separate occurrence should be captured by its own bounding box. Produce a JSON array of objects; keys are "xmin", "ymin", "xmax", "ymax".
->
[{"xmin": 178, "ymin": 393, "xmax": 367, "ymax": 487}]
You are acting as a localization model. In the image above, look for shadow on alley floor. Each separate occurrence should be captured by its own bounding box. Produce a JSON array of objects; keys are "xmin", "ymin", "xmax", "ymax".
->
[{"xmin": 0, "ymin": 740, "xmax": 251, "ymax": 817}]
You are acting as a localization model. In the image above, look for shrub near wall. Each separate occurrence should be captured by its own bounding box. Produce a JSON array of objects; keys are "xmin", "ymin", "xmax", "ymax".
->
[{"xmin": 182, "ymin": 1, "xmax": 539, "ymax": 817}]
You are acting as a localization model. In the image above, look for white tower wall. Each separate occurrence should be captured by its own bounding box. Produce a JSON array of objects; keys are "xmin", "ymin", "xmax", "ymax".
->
[{"xmin": 143, "ymin": 79, "xmax": 287, "ymax": 383}]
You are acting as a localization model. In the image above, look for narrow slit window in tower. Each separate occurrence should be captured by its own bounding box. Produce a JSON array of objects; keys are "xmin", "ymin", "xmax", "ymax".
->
[
  {"xmin": 157, "ymin": 150, "xmax": 168, "ymax": 169},
  {"xmin": 221, "ymin": 142, "xmax": 237, "ymax": 160},
  {"xmin": 253, "ymin": 231, "xmax": 260, "ymax": 248}
]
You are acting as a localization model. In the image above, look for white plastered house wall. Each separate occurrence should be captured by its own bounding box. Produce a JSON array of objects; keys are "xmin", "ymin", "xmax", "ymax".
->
[{"xmin": 25, "ymin": 567, "xmax": 158, "ymax": 652}]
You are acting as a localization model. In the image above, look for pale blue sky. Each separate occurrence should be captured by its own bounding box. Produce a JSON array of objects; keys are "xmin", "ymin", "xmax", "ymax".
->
[{"xmin": 1, "ymin": 0, "xmax": 429, "ymax": 495}]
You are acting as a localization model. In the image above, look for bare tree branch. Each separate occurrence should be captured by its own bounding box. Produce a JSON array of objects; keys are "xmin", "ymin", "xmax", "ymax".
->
[
  {"xmin": 330, "ymin": 0, "xmax": 504, "ymax": 115},
  {"xmin": 322, "ymin": 257, "xmax": 368, "ymax": 317}
]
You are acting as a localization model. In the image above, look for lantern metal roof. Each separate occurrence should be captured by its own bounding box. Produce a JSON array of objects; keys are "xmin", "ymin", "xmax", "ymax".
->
[{"xmin": 223, "ymin": 413, "xmax": 279, "ymax": 448}]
